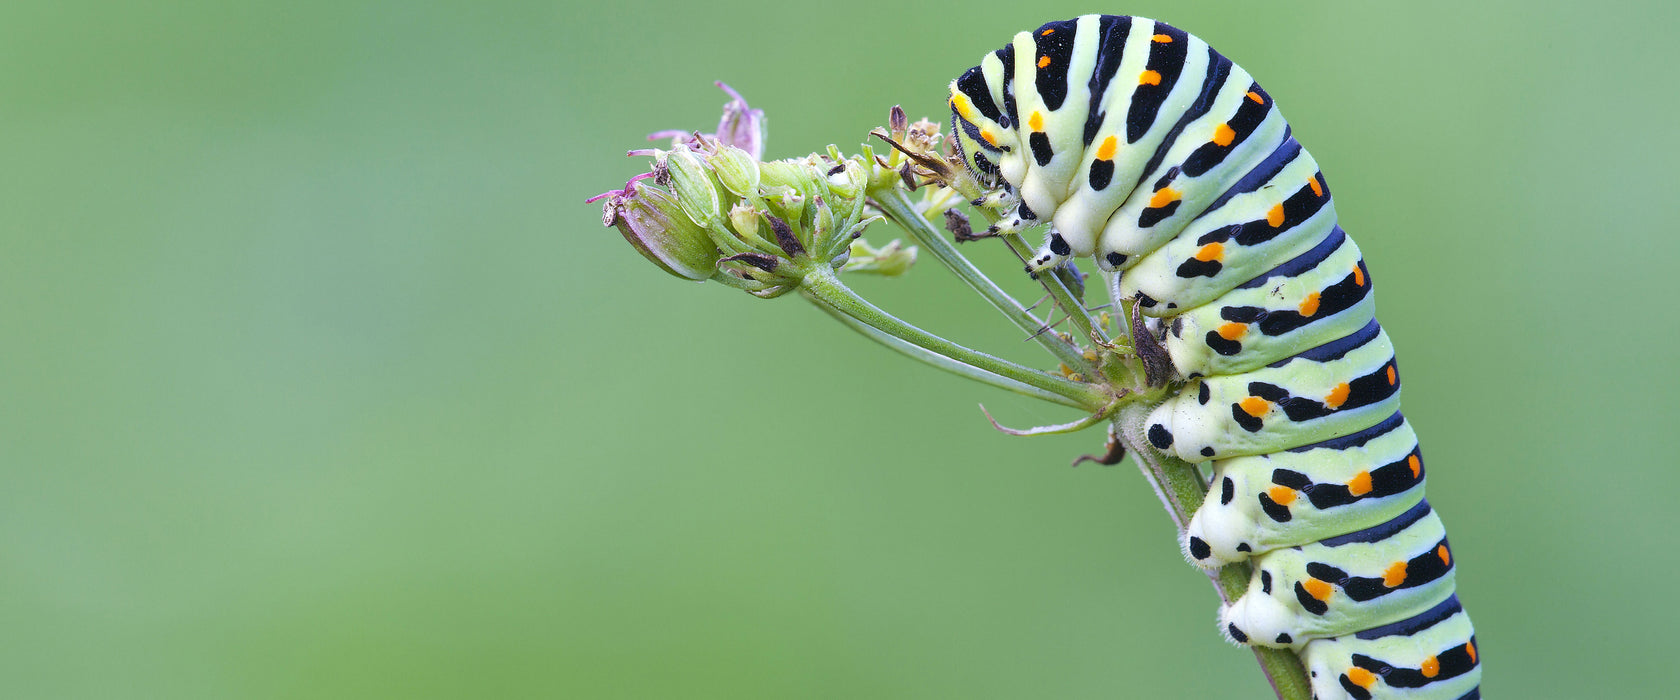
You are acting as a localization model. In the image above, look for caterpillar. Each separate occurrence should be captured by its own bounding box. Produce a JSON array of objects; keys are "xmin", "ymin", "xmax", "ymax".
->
[{"xmin": 949, "ymin": 16, "xmax": 1480, "ymax": 700}]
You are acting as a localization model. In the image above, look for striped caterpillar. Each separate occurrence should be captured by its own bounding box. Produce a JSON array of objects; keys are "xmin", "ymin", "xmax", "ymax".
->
[{"xmin": 948, "ymin": 16, "xmax": 1480, "ymax": 700}]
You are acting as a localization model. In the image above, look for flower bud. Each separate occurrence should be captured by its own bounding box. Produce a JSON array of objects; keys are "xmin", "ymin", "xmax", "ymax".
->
[
  {"xmin": 713, "ymin": 82, "xmax": 766, "ymax": 160},
  {"xmin": 824, "ymin": 159, "xmax": 864, "ymax": 200},
  {"xmin": 889, "ymin": 105, "xmax": 909, "ymax": 138},
  {"xmin": 810, "ymin": 195, "xmax": 836, "ymax": 245},
  {"xmin": 663, "ymin": 147, "xmax": 722, "ymax": 225},
  {"xmin": 843, "ymin": 238, "xmax": 917, "ymax": 277},
  {"xmin": 598, "ymin": 181, "xmax": 721, "ymax": 281},
  {"xmin": 727, "ymin": 202, "xmax": 764, "ymax": 239},
  {"xmin": 756, "ymin": 160, "xmax": 808, "ymax": 192},
  {"xmin": 764, "ymin": 187, "xmax": 806, "ymax": 224},
  {"xmin": 710, "ymin": 146, "xmax": 762, "ymax": 200}
]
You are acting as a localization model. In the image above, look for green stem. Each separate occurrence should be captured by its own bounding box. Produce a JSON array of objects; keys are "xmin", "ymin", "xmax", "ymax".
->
[
  {"xmin": 875, "ymin": 166, "xmax": 1304, "ymax": 697},
  {"xmin": 810, "ymin": 297, "xmax": 1088, "ymax": 409},
  {"xmin": 870, "ymin": 188, "xmax": 1095, "ymax": 376},
  {"xmin": 800, "ymin": 266, "xmax": 1108, "ymax": 412},
  {"xmin": 997, "ymin": 235, "xmax": 1106, "ymax": 350},
  {"xmin": 1114, "ymin": 403, "xmax": 1313, "ymax": 700}
]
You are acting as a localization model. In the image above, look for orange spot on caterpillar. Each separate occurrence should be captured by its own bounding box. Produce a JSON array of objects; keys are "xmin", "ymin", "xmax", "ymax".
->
[
  {"xmin": 1408, "ymin": 454, "xmax": 1421, "ymax": 477},
  {"xmin": 1421, "ymin": 656, "xmax": 1441, "ymax": 678},
  {"xmin": 1345, "ymin": 667, "xmax": 1376, "ymax": 689},
  {"xmin": 1194, "ymin": 242, "xmax": 1224, "ymax": 262},
  {"xmin": 1268, "ymin": 485, "xmax": 1297, "ymax": 506},
  {"xmin": 951, "ymin": 93, "xmax": 972, "ymax": 119},
  {"xmin": 1028, "ymin": 111, "xmax": 1045, "ymax": 132},
  {"xmin": 1347, "ymin": 470, "xmax": 1373, "ymax": 496},
  {"xmin": 1437, "ymin": 544, "xmax": 1451, "ymax": 566},
  {"xmin": 1096, "ymin": 135, "xmax": 1118, "ymax": 161},
  {"xmin": 1246, "ymin": 90, "xmax": 1264, "ymax": 104},
  {"xmin": 981, "ymin": 130, "xmax": 999, "ymax": 147},
  {"xmin": 1309, "ymin": 175, "xmax": 1324, "ymax": 197},
  {"xmin": 1212, "ymin": 123, "xmax": 1235, "ymax": 146},
  {"xmin": 1382, "ymin": 560, "xmax": 1407, "ymax": 587},
  {"xmin": 1240, "ymin": 396, "xmax": 1270, "ymax": 417},
  {"xmin": 1152, "ymin": 33, "xmax": 1173, "ymax": 43},
  {"xmin": 1217, "ymin": 322, "xmax": 1247, "ymax": 341},
  {"xmin": 1139, "ymin": 69, "xmax": 1161, "ymax": 86},
  {"xmin": 1267, "ymin": 203, "xmax": 1286, "ymax": 227},
  {"xmin": 1298, "ymin": 292, "xmax": 1321, "ymax": 317},
  {"xmin": 1148, "ymin": 187, "xmax": 1181, "ymax": 208},
  {"xmin": 1041, "ymin": 28, "xmax": 1054, "ymax": 36},
  {"xmin": 1038, "ymin": 55, "xmax": 1052, "ymax": 69},
  {"xmin": 1353, "ymin": 263, "xmax": 1366, "ymax": 287},
  {"xmin": 1303, "ymin": 577, "xmax": 1333, "ymax": 602},
  {"xmin": 1467, "ymin": 641, "xmax": 1477, "ymax": 663},
  {"xmin": 1387, "ymin": 365, "xmax": 1397, "ymax": 385},
  {"xmin": 1324, "ymin": 383, "xmax": 1350, "ymax": 409}
]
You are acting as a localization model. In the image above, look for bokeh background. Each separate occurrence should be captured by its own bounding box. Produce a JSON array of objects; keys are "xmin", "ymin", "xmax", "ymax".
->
[{"xmin": 4, "ymin": 0, "xmax": 1676, "ymax": 697}]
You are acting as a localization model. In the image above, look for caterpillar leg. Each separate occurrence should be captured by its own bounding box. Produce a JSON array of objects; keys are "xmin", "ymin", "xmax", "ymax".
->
[
  {"xmin": 970, "ymin": 198, "xmax": 1073, "ymax": 274},
  {"xmin": 970, "ymin": 188, "xmax": 1016, "ymax": 211},
  {"xmin": 1024, "ymin": 226, "xmax": 1074, "ymax": 273},
  {"xmin": 1093, "ymin": 243, "xmax": 1132, "ymax": 273},
  {"xmin": 985, "ymin": 199, "xmax": 1038, "ymax": 237}
]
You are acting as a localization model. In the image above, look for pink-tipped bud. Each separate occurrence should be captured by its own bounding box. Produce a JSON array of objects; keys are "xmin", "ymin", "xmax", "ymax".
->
[
  {"xmin": 713, "ymin": 82, "xmax": 766, "ymax": 160},
  {"xmin": 599, "ymin": 181, "xmax": 721, "ymax": 281}
]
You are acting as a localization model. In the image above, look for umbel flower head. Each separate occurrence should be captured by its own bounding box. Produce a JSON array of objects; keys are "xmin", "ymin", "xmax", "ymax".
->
[{"xmin": 591, "ymin": 83, "xmax": 911, "ymax": 297}]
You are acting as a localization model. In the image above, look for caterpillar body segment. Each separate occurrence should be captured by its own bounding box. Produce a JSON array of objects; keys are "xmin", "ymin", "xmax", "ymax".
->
[
  {"xmin": 1121, "ymin": 174, "xmax": 1336, "ymax": 314},
  {"xmin": 1305, "ymin": 596, "xmax": 1481, "ymax": 700},
  {"xmin": 1047, "ymin": 20, "xmax": 1214, "ymax": 268},
  {"xmin": 950, "ymin": 15, "xmax": 1479, "ymax": 698},
  {"xmin": 1219, "ymin": 499, "xmax": 1456, "ymax": 648},
  {"xmin": 1095, "ymin": 67, "xmax": 1290, "ymax": 271},
  {"xmin": 1004, "ymin": 15, "xmax": 1105, "ymax": 237},
  {"xmin": 1145, "ymin": 321, "xmax": 1401, "ymax": 462},
  {"xmin": 1185, "ymin": 412, "xmax": 1426, "ymax": 567},
  {"xmin": 1152, "ymin": 227, "xmax": 1375, "ymax": 378}
]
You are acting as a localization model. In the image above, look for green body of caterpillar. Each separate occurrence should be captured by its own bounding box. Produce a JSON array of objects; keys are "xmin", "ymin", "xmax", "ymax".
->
[{"xmin": 950, "ymin": 16, "xmax": 1480, "ymax": 700}]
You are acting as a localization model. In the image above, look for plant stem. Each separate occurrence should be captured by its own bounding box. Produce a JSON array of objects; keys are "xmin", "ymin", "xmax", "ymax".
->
[
  {"xmin": 800, "ymin": 266, "xmax": 1109, "ymax": 411},
  {"xmin": 810, "ymin": 297, "xmax": 1089, "ymax": 409},
  {"xmin": 869, "ymin": 188, "xmax": 1095, "ymax": 376},
  {"xmin": 997, "ymin": 234, "xmax": 1106, "ymax": 349},
  {"xmin": 1114, "ymin": 403, "xmax": 1314, "ymax": 700},
  {"xmin": 873, "ymin": 166, "xmax": 1306, "ymax": 697}
]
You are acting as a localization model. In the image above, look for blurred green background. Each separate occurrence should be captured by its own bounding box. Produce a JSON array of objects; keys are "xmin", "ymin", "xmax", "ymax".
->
[{"xmin": 4, "ymin": 0, "xmax": 1675, "ymax": 697}]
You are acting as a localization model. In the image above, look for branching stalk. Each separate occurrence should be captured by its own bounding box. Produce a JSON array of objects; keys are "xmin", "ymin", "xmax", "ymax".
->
[
  {"xmin": 928, "ymin": 172, "xmax": 1111, "ymax": 366},
  {"xmin": 870, "ymin": 188, "xmax": 1096, "ymax": 376},
  {"xmin": 891, "ymin": 159, "xmax": 1309, "ymax": 696},
  {"xmin": 810, "ymin": 296, "xmax": 1089, "ymax": 409},
  {"xmin": 998, "ymin": 235, "xmax": 1106, "ymax": 349},
  {"xmin": 800, "ymin": 266, "xmax": 1109, "ymax": 412},
  {"xmin": 597, "ymin": 91, "xmax": 1318, "ymax": 697}
]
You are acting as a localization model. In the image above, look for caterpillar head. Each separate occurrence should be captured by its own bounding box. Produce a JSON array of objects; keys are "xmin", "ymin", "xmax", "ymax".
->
[
  {"xmin": 949, "ymin": 94, "xmax": 1007, "ymax": 192},
  {"xmin": 948, "ymin": 52, "xmax": 1025, "ymax": 195}
]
